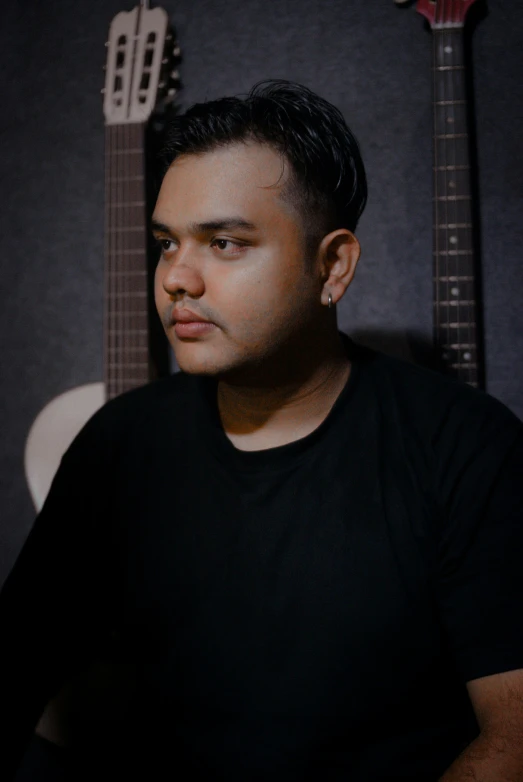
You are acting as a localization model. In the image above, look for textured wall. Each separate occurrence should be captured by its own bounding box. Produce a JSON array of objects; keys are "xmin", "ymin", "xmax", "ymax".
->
[{"xmin": 1, "ymin": 0, "xmax": 522, "ymax": 584}]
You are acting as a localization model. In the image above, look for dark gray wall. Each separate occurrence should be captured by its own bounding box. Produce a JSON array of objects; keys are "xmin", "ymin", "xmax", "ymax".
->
[{"xmin": 1, "ymin": 0, "xmax": 522, "ymax": 584}]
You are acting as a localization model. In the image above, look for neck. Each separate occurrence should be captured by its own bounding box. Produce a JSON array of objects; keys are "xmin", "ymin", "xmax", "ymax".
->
[{"xmin": 217, "ymin": 330, "xmax": 350, "ymax": 451}]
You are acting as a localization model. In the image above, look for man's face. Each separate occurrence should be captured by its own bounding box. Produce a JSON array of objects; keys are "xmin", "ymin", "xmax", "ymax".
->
[{"xmin": 153, "ymin": 142, "xmax": 324, "ymax": 379}]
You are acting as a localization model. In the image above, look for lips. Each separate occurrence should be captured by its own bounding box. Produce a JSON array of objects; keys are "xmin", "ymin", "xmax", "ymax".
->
[
  {"xmin": 172, "ymin": 308, "xmax": 210, "ymax": 324},
  {"xmin": 171, "ymin": 308, "xmax": 217, "ymax": 339}
]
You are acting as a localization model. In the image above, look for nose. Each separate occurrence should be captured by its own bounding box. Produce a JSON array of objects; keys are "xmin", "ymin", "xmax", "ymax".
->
[{"xmin": 157, "ymin": 246, "xmax": 205, "ymax": 300}]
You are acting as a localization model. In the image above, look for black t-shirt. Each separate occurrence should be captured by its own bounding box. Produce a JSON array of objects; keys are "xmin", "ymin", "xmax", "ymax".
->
[{"xmin": 2, "ymin": 338, "xmax": 523, "ymax": 781}]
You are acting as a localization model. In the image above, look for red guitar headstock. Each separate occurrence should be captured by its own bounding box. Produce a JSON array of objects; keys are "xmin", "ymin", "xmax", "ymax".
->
[{"xmin": 416, "ymin": 0, "xmax": 478, "ymax": 28}]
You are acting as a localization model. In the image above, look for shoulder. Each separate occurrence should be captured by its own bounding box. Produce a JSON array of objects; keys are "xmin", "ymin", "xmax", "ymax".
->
[
  {"xmin": 63, "ymin": 372, "xmax": 199, "ymax": 463},
  {"xmin": 351, "ymin": 338, "xmax": 522, "ymax": 445}
]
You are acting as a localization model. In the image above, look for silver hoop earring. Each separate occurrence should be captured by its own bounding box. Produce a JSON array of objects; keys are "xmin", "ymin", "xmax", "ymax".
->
[{"xmin": 327, "ymin": 293, "xmax": 333, "ymax": 309}]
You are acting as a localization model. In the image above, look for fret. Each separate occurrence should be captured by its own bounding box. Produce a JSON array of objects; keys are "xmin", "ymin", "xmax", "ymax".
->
[
  {"xmin": 434, "ymin": 275, "xmax": 474, "ymax": 281},
  {"xmin": 435, "ymin": 168, "xmax": 472, "ymax": 197},
  {"xmin": 107, "ymin": 226, "xmax": 146, "ymax": 233},
  {"xmin": 434, "ymin": 72, "xmax": 467, "ymax": 104},
  {"xmin": 111, "ymin": 201, "xmax": 146, "ymax": 208},
  {"xmin": 106, "ymin": 347, "xmax": 148, "ymax": 355},
  {"xmin": 435, "ymin": 195, "xmax": 471, "ymax": 201},
  {"xmin": 434, "ymin": 303, "xmax": 477, "ymax": 323},
  {"xmin": 433, "ymin": 166, "xmax": 469, "ymax": 171},
  {"xmin": 106, "ymin": 148, "xmax": 143, "ymax": 155},
  {"xmin": 435, "ymin": 222, "xmax": 472, "ymax": 228},
  {"xmin": 107, "ymin": 362, "xmax": 148, "ymax": 369},
  {"xmin": 448, "ymin": 343, "xmax": 476, "ymax": 349},
  {"xmin": 434, "ymin": 100, "xmax": 466, "ymax": 106},
  {"xmin": 433, "ymin": 65, "xmax": 465, "ymax": 71},
  {"xmin": 434, "ymin": 300, "xmax": 475, "ymax": 306},
  {"xmin": 106, "ymin": 376, "xmax": 149, "ymax": 384},
  {"xmin": 107, "ymin": 175, "xmax": 144, "ymax": 182},
  {"xmin": 110, "ymin": 291, "xmax": 147, "ymax": 298},
  {"xmin": 108, "ymin": 252, "xmax": 147, "ymax": 258},
  {"xmin": 433, "ymin": 250, "xmax": 473, "ymax": 256},
  {"xmin": 107, "ymin": 328, "xmax": 148, "ymax": 334},
  {"xmin": 447, "ymin": 322, "xmax": 476, "ymax": 328},
  {"xmin": 433, "ymin": 200, "xmax": 473, "ymax": 226},
  {"xmin": 449, "ymin": 363, "xmax": 477, "ymax": 369},
  {"xmin": 434, "ymin": 133, "xmax": 468, "ymax": 139},
  {"xmin": 108, "ymin": 310, "xmax": 149, "ymax": 317}
]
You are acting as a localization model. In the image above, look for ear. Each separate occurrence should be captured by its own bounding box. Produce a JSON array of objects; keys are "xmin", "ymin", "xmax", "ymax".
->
[{"xmin": 318, "ymin": 229, "xmax": 361, "ymax": 307}]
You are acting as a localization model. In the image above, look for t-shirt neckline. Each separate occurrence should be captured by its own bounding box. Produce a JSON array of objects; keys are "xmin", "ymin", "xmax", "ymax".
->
[{"xmin": 194, "ymin": 334, "xmax": 360, "ymax": 473}]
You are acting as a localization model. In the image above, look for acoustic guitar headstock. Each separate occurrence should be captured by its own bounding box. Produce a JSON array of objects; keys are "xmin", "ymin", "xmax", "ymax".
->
[{"xmin": 102, "ymin": 2, "xmax": 180, "ymax": 126}]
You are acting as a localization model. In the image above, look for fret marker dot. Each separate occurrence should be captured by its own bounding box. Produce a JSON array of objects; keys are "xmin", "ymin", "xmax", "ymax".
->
[
  {"xmin": 450, "ymin": 236, "xmax": 457, "ymax": 244},
  {"xmin": 451, "ymin": 287, "xmax": 459, "ymax": 296},
  {"xmin": 463, "ymin": 352, "xmax": 471, "ymax": 361},
  {"xmin": 449, "ymin": 180, "xmax": 456, "ymax": 188},
  {"xmin": 447, "ymin": 116, "xmax": 454, "ymax": 123},
  {"xmin": 444, "ymin": 45, "xmax": 453, "ymax": 53}
]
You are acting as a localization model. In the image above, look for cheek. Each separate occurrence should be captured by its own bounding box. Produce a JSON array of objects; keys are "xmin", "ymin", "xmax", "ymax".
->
[{"xmin": 153, "ymin": 263, "xmax": 168, "ymax": 317}]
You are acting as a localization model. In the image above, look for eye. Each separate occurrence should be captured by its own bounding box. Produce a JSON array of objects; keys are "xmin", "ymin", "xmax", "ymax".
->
[
  {"xmin": 154, "ymin": 237, "xmax": 175, "ymax": 254},
  {"xmin": 211, "ymin": 238, "xmax": 244, "ymax": 253}
]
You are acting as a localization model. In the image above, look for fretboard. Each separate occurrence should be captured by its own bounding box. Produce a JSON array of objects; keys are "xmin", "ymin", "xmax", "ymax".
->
[
  {"xmin": 432, "ymin": 27, "xmax": 482, "ymax": 388},
  {"xmin": 104, "ymin": 122, "xmax": 151, "ymax": 400}
]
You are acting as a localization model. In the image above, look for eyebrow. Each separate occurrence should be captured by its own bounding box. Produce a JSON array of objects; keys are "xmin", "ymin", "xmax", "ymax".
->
[{"xmin": 150, "ymin": 217, "xmax": 258, "ymax": 236}]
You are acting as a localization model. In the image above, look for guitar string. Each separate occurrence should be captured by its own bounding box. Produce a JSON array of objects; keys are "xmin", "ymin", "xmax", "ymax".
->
[
  {"xmin": 432, "ymin": 16, "xmax": 442, "ymax": 371},
  {"xmin": 437, "ymin": 0, "xmax": 474, "ymax": 386},
  {"xmin": 105, "ymin": 123, "xmax": 110, "ymax": 401},
  {"xmin": 442, "ymin": 19, "xmax": 451, "ymax": 378},
  {"xmin": 446, "ymin": 1, "xmax": 465, "ymax": 383},
  {"xmin": 442, "ymin": 4, "xmax": 453, "ymax": 381},
  {"xmin": 452, "ymin": 18, "xmax": 468, "ymax": 385},
  {"xmin": 456, "ymin": 1, "xmax": 475, "ymax": 386},
  {"xmin": 112, "ymin": 123, "xmax": 118, "ymax": 399},
  {"xmin": 447, "ymin": 1, "xmax": 462, "ymax": 383},
  {"xmin": 125, "ymin": 121, "xmax": 130, "ymax": 396},
  {"xmin": 129, "ymin": 121, "xmax": 137, "ymax": 394},
  {"xmin": 113, "ymin": 122, "xmax": 118, "ymax": 398},
  {"xmin": 452, "ymin": 1, "xmax": 473, "ymax": 386},
  {"xmin": 439, "ymin": 2, "xmax": 452, "ymax": 381},
  {"xmin": 126, "ymin": 121, "xmax": 131, "ymax": 395},
  {"xmin": 118, "ymin": 123, "xmax": 124, "ymax": 397}
]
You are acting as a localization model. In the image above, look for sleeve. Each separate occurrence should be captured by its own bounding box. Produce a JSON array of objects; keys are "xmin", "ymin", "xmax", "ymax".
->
[
  {"xmin": 435, "ymin": 396, "xmax": 523, "ymax": 683},
  {"xmin": 0, "ymin": 414, "xmax": 117, "ymax": 780}
]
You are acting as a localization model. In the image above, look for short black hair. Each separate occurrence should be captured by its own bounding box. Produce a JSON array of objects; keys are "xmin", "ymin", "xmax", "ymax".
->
[{"xmin": 160, "ymin": 80, "xmax": 367, "ymax": 244}]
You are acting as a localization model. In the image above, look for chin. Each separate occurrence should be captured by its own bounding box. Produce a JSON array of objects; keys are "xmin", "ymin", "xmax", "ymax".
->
[{"xmin": 172, "ymin": 343, "xmax": 238, "ymax": 377}]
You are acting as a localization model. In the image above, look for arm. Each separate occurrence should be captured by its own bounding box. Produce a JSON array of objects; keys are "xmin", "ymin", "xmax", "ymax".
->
[
  {"xmin": 439, "ymin": 669, "xmax": 523, "ymax": 781},
  {"xmin": 0, "ymin": 420, "xmax": 114, "ymax": 779}
]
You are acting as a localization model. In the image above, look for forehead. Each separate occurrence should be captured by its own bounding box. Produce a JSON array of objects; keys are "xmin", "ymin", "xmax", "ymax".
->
[{"xmin": 155, "ymin": 142, "xmax": 296, "ymax": 225}]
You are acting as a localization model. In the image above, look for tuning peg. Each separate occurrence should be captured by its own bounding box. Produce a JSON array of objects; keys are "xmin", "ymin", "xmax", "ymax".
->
[
  {"xmin": 101, "ymin": 88, "xmax": 106, "ymax": 94},
  {"xmin": 170, "ymin": 69, "xmax": 180, "ymax": 80},
  {"xmin": 105, "ymin": 41, "xmax": 109, "ymax": 47},
  {"xmin": 162, "ymin": 57, "xmax": 169, "ymax": 64},
  {"xmin": 159, "ymin": 81, "xmax": 166, "ymax": 89},
  {"xmin": 167, "ymin": 87, "xmax": 177, "ymax": 96},
  {"xmin": 173, "ymin": 45, "xmax": 181, "ymax": 57}
]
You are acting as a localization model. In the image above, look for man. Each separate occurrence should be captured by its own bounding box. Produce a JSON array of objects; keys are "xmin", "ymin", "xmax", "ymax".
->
[{"xmin": 2, "ymin": 80, "xmax": 523, "ymax": 781}]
